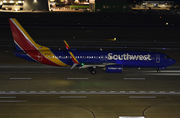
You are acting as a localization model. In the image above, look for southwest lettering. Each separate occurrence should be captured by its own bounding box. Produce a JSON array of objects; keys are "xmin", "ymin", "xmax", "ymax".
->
[{"xmin": 108, "ymin": 53, "xmax": 151, "ymax": 61}]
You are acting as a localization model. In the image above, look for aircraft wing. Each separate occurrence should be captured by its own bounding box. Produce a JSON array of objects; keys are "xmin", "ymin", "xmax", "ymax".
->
[
  {"xmin": 63, "ymin": 40, "xmax": 117, "ymax": 69},
  {"xmin": 79, "ymin": 63, "xmax": 117, "ymax": 69}
]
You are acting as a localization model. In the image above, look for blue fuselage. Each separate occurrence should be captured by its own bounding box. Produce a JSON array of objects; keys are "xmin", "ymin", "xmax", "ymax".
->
[
  {"xmin": 15, "ymin": 49, "xmax": 176, "ymax": 69},
  {"xmin": 51, "ymin": 50, "xmax": 176, "ymax": 68}
]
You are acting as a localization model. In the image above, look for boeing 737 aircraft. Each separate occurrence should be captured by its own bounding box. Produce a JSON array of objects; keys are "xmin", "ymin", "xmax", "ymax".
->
[{"xmin": 9, "ymin": 18, "xmax": 176, "ymax": 74}]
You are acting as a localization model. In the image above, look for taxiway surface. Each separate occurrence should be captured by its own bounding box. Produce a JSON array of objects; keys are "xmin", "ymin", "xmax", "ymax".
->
[{"xmin": 0, "ymin": 27, "xmax": 180, "ymax": 118}]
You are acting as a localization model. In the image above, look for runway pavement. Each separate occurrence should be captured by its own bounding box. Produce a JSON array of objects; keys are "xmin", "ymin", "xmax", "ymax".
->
[
  {"xmin": 0, "ymin": 28, "xmax": 180, "ymax": 118},
  {"xmin": 0, "ymin": 61, "xmax": 180, "ymax": 118}
]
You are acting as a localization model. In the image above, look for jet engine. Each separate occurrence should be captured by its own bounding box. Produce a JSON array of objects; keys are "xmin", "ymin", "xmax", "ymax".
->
[{"xmin": 105, "ymin": 65, "xmax": 123, "ymax": 73}]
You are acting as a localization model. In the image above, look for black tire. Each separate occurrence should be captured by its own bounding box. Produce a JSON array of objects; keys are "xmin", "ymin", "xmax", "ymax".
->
[
  {"xmin": 91, "ymin": 70, "xmax": 96, "ymax": 75},
  {"xmin": 157, "ymin": 69, "xmax": 161, "ymax": 73}
]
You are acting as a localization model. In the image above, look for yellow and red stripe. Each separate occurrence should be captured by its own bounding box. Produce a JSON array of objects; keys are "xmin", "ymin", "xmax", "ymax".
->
[
  {"xmin": 69, "ymin": 51, "xmax": 80, "ymax": 64},
  {"xmin": 9, "ymin": 18, "xmax": 70, "ymax": 67},
  {"xmin": 63, "ymin": 40, "xmax": 71, "ymax": 50}
]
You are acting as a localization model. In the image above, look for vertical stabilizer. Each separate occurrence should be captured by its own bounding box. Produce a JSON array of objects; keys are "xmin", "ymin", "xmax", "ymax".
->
[
  {"xmin": 9, "ymin": 18, "xmax": 48, "ymax": 52},
  {"xmin": 9, "ymin": 18, "xmax": 69, "ymax": 67}
]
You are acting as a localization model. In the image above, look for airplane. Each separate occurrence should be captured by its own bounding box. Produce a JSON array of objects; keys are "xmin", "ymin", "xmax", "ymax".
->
[{"xmin": 9, "ymin": 18, "xmax": 176, "ymax": 74}]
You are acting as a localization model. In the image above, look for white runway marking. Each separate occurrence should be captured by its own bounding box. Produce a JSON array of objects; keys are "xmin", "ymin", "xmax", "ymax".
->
[
  {"xmin": 0, "ymin": 96, "xmax": 16, "ymax": 98},
  {"xmin": 161, "ymin": 70, "xmax": 180, "ymax": 73},
  {"xmin": 0, "ymin": 100, "xmax": 26, "ymax": 102},
  {"xmin": 148, "ymin": 73, "xmax": 180, "ymax": 76},
  {"xmin": 0, "ymin": 91, "xmax": 179, "ymax": 95},
  {"xmin": 67, "ymin": 78, "xmax": 89, "ymax": 79},
  {"xmin": 60, "ymin": 96, "xmax": 86, "ymax": 98},
  {"xmin": 119, "ymin": 116, "xmax": 145, "ymax": 118},
  {"xmin": 143, "ymin": 70, "xmax": 180, "ymax": 76},
  {"xmin": 129, "ymin": 96, "xmax": 156, "ymax": 98},
  {"xmin": 9, "ymin": 78, "xmax": 31, "ymax": 80},
  {"xmin": 124, "ymin": 78, "xmax": 145, "ymax": 80}
]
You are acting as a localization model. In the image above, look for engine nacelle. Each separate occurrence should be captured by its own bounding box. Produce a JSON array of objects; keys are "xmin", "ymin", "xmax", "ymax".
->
[{"xmin": 105, "ymin": 65, "xmax": 123, "ymax": 73}]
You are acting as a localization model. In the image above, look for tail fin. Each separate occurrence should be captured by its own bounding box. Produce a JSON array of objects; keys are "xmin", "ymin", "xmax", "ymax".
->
[
  {"xmin": 63, "ymin": 40, "xmax": 71, "ymax": 50},
  {"xmin": 9, "ymin": 18, "xmax": 48, "ymax": 52}
]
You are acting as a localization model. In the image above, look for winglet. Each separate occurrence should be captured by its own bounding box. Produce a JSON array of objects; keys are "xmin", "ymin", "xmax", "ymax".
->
[{"xmin": 63, "ymin": 40, "xmax": 71, "ymax": 50}]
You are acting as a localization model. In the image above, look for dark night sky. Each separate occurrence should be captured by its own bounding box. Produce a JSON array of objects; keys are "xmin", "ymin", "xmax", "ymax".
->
[{"xmin": 127, "ymin": 0, "xmax": 180, "ymax": 4}]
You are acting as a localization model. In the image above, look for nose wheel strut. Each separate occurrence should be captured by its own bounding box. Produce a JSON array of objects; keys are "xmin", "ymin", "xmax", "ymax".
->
[
  {"xmin": 89, "ymin": 68, "xmax": 96, "ymax": 75},
  {"xmin": 157, "ymin": 68, "xmax": 161, "ymax": 73}
]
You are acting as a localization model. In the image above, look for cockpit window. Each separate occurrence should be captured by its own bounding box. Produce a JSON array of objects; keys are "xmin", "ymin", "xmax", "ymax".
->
[{"xmin": 164, "ymin": 56, "xmax": 171, "ymax": 59}]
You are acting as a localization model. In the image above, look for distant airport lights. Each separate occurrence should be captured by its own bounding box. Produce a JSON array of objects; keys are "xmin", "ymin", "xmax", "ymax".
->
[
  {"xmin": 107, "ymin": 38, "xmax": 117, "ymax": 41},
  {"xmin": 18, "ymin": 1, "xmax": 23, "ymax": 3},
  {"xmin": 2, "ymin": 0, "xmax": 23, "ymax": 3}
]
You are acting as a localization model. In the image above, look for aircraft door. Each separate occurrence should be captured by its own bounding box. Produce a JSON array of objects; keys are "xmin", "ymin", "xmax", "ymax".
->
[
  {"xmin": 38, "ymin": 53, "xmax": 42, "ymax": 61},
  {"xmin": 156, "ymin": 54, "xmax": 160, "ymax": 63}
]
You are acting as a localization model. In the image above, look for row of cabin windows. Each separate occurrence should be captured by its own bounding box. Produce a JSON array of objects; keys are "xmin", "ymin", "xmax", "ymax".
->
[
  {"xmin": 47, "ymin": 56, "xmax": 107, "ymax": 59},
  {"xmin": 46, "ymin": 56, "xmax": 167, "ymax": 60}
]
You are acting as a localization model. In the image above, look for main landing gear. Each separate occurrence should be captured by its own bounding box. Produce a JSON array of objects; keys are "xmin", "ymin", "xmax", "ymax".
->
[
  {"xmin": 157, "ymin": 67, "xmax": 166, "ymax": 73},
  {"xmin": 89, "ymin": 68, "xmax": 96, "ymax": 75},
  {"xmin": 157, "ymin": 68, "xmax": 161, "ymax": 73}
]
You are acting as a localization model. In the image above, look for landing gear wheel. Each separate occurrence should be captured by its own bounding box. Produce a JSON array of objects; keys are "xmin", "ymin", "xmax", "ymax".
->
[
  {"xmin": 91, "ymin": 70, "xmax": 96, "ymax": 75},
  {"xmin": 89, "ymin": 68, "xmax": 96, "ymax": 75},
  {"xmin": 157, "ymin": 69, "xmax": 161, "ymax": 73}
]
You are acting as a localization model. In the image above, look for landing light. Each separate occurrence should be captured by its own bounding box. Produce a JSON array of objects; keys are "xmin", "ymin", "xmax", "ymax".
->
[{"xmin": 107, "ymin": 38, "xmax": 116, "ymax": 41}]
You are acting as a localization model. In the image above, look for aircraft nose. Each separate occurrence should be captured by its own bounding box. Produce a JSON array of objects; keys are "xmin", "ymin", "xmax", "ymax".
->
[{"xmin": 170, "ymin": 59, "xmax": 176, "ymax": 65}]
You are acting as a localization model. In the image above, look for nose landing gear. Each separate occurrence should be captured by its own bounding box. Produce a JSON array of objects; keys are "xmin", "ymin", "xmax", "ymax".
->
[
  {"xmin": 157, "ymin": 69, "xmax": 161, "ymax": 73},
  {"xmin": 89, "ymin": 68, "xmax": 96, "ymax": 75}
]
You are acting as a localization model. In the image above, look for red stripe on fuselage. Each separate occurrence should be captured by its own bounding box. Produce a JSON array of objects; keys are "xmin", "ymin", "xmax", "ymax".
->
[
  {"xmin": 9, "ymin": 19, "xmax": 61, "ymax": 66},
  {"xmin": 27, "ymin": 51, "xmax": 61, "ymax": 66}
]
